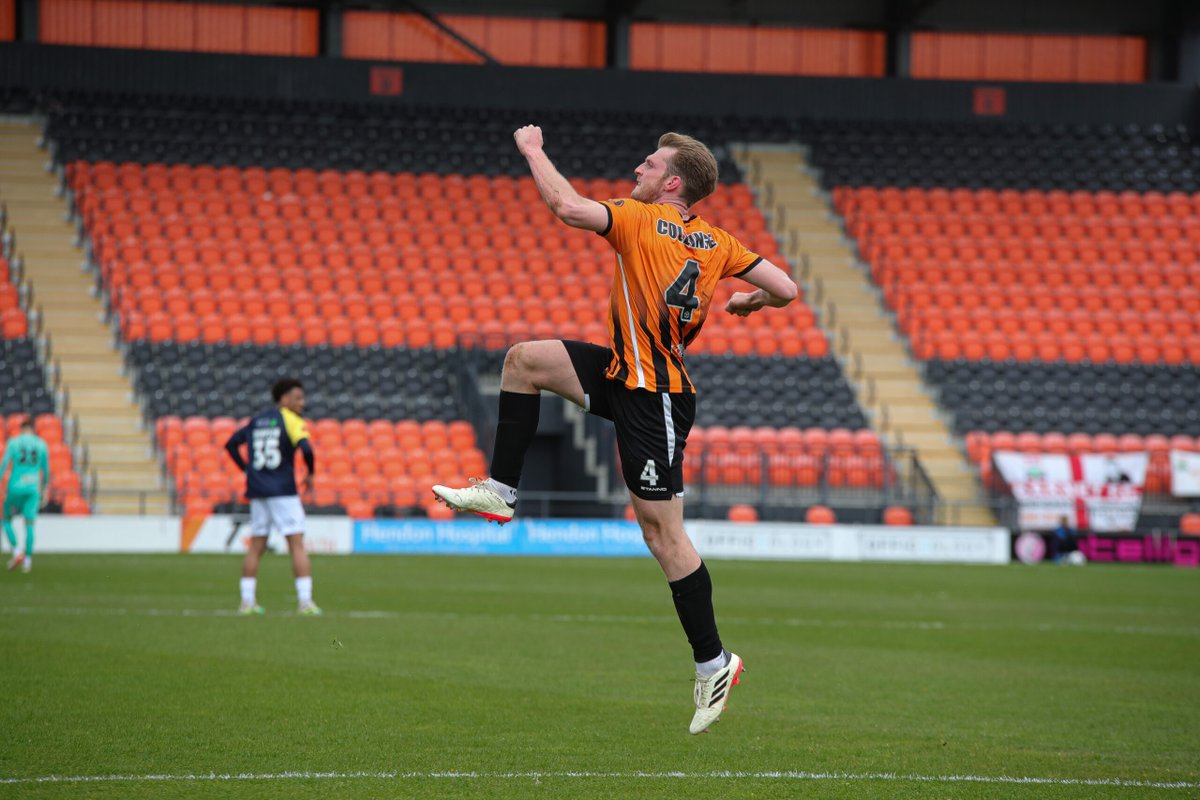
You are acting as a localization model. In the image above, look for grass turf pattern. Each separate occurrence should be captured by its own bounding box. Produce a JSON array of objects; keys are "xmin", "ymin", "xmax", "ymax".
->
[{"xmin": 0, "ymin": 555, "xmax": 1197, "ymax": 799}]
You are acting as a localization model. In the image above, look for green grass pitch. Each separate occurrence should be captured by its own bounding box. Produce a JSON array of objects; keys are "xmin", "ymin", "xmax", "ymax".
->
[{"xmin": 0, "ymin": 554, "xmax": 1197, "ymax": 799}]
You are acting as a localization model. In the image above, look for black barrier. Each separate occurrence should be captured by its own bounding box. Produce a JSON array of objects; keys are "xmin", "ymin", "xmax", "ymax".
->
[{"xmin": 1, "ymin": 42, "xmax": 1197, "ymax": 128}]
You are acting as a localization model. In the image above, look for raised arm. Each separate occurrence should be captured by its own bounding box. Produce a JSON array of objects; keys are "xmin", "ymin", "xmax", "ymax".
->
[
  {"xmin": 515, "ymin": 125, "xmax": 610, "ymax": 233},
  {"xmin": 725, "ymin": 259, "xmax": 799, "ymax": 316}
]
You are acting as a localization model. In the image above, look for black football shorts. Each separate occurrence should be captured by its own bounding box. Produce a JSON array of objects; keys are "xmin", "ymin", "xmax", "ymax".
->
[{"xmin": 563, "ymin": 340, "xmax": 696, "ymax": 501}]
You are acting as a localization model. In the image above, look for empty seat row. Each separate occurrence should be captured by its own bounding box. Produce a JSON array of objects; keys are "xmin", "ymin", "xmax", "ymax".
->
[
  {"xmin": 94, "ymin": 234, "xmax": 781, "ymax": 282},
  {"xmin": 809, "ymin": 121, "xmax": 1198, "ymax": 192},
  {"xmin": 911, "ymin": 328, "xmax": 1200, "ymax": 366},
  {"xmin": 836, "ymin": 186, "xmax": 1200, "ymax": 221},
  {"xmin": 864, "ymin": 230, "xmax": 1200, "ymax": 265},
  {"xmin": 117, "ymin": 311, "xmax": 828, "ymax": 359},
  {"xmin": 0, "ymin": 339, "xmax": 55, "ymax": 417},
  {"xmin": 926, "ymin": 359, "xmax": 1200, "ymax": 436},
  {"xmin": 691, "ymin": 424, "xmax": 880, "ymax": 452},
  {"xmin": 880, "ymin": 261, "xmax": 1198, "ymax": 290},
  {"xmin": 133, "ymin": 341, "xmax": 869, "ymax": 433},
  {"xmin": 49, "ymin": 95, "xmax": 769, "ymax": 179},
  {"xmin": 965, "ymin": 429, "xmax": 1200, "ymax": 461},
  {"xmin": 157, "ymin": 415, "xmax": 478, "ymax": 451},
  {"xmin": 684, "ymin": 449, "xmax": 894, "ymax": 489},
  {"xmin": 73, "ymin": 162, "xmax": 757, "ymax": 212}
]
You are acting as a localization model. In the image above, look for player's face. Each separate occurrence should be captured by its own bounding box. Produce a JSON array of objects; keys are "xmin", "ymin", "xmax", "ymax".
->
[
  {"xmin": 632, "ymin": 147, "xmax": 677, "ymax": 202},
  {"xmin": 281, "ymin": 387, "xmax": 305, "ymax": 414}
]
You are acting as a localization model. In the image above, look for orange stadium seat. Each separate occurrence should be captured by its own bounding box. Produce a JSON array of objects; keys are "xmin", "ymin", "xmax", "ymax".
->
[
  {"xmin": 805, "ymin": 505, "xmax": 836, "ymax": 524},
  {"xmin": 73, "ymin": 166, "xmax": 815, "ymax": 352},
  {"xmin": 727, "ymin": 504, "xmax": 759, "ymax": 523}
]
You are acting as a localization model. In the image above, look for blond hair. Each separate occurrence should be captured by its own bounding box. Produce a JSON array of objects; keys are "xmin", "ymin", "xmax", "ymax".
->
[{"xmin": 658, "ymin": 132, "xmax": 718, "ymax": 207}]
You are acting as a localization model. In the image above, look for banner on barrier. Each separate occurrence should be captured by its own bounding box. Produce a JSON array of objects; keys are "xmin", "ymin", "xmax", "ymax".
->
[
  {"xmin": 1077, "ymin": 533, "xmax": 1200, "ymax": 567},
  {"xmin": 354, "ymin": 518, "xmax": 647, "ymax": 557},
  {"xmin": 1170, "ymin": 449, "xmax": 1200, "ymax": 497},
  {"xmin": 993, "ymin": 451, "xmax": 1147, "ymax": 532},
  {"xmin": 3, "ymin": 515, "xmax": 1008, "ymax": 563},
  {"xmin": 354, "ymin": 519, "xmax": 1011, "ymax": 564}
]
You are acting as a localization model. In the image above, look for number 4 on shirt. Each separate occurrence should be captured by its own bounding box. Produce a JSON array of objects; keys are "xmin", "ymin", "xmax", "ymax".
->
[{"xmin": 665, "ymin": 259, "xmax": 701, "ymax": 322}]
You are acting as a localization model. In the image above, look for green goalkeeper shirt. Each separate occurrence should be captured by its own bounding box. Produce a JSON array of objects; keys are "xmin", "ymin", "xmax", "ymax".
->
[{"xmin": 1, "ymin": 433, "xmax": 49, "ymax": 494}]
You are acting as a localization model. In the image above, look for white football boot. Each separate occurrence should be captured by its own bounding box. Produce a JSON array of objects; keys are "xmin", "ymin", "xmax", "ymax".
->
[
  {"xmin": 689, "ymin": 651, "xmax": 744, "ymax": 735},
  {"xmin": 431, "ymin": 478, "xmax": 515, "ymax": 524}
]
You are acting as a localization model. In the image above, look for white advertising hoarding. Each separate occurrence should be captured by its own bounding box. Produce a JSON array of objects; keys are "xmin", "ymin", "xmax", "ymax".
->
[
  {"xmin": 687, "ymin": 521, "xmax": 1010, "ymax": 564},
  {"xmin": 3, "ymin": 516, "xmax": 180, "ymax": 553}
]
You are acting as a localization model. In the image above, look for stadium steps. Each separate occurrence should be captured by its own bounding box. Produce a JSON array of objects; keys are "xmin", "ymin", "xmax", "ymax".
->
[
  {"xmin": 0, "ymin": 120, "xmax": 169, "ymax": 514},
  {"xmin": 737, "ymin": 144, "xmax": 995, "ymax": 527}
]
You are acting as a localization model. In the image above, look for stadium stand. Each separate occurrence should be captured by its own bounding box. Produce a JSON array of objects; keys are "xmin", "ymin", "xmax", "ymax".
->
[
  {"xmin": 809, "ymin": 119, "xmax": 1200, "ymax": 529},
  {"xmin": 37, "ymin": 91, "xmax": 886, "ymax": 518},
  {"xmin": 46, "ymin": 89, "xmax": 1200, "ymax": 523}
]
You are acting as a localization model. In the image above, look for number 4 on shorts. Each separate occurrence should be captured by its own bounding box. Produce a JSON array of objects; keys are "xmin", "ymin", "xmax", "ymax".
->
[{"xmin": 641, "ymin": 459, "xmax": 659, "ymax": 487}]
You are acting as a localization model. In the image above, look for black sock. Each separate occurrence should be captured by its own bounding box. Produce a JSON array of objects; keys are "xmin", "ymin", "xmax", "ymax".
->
[
  {"xmin": 488, "ymin": 390, "xmax": 541, "ymax": 492},
  {"xmin": 669, "ymin": 562, "xmax": 723, "ymax": 663}
]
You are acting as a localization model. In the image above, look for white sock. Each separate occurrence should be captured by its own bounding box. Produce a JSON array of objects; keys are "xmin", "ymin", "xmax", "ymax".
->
[
  {"xmin": 295, "ymin": 576, "xmax": 313, "ymax": 604},
  {"xmin": 486, "ymin": 478, "xmax": 517, "ymax": 504},
  {"xmin": 239, "ymin": 577, "xmax": 256, "ymax": 605},
  {"xmin": 696, "ymin": 650, "xmax": 729, "ymax": 678}
]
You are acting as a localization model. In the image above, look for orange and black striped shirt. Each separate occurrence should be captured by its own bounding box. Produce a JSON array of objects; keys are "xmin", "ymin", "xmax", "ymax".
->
[{"xmin": 598, "ymin": 198, "xmax": 761, "ymax": 393}]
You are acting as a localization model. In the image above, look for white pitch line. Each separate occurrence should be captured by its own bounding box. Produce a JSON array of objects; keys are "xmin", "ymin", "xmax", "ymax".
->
[
  {"xmin": 2, "ymin": 605, "xmax": 1197, "ymax": 638},
  {"xmin": 0, "ymin": 770, "xmax": 1196, "ymax": 789}
]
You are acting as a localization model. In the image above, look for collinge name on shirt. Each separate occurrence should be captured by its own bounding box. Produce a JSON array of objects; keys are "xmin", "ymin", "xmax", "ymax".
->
[{"xmin": 656, "ymin": 219, "xmax": 717, "ymax": 250}]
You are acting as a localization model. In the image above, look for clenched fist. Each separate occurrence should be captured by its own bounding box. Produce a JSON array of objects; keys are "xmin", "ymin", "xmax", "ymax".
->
[{"xmin": 514, "ymin": 125, "xmax": 544, "ymax": 157}]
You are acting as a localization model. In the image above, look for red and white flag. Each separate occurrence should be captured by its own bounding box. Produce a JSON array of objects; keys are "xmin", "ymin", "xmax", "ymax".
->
[{"xmin": 993, "ymin": 451, "xmax": 1147, "ymax": 532}]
